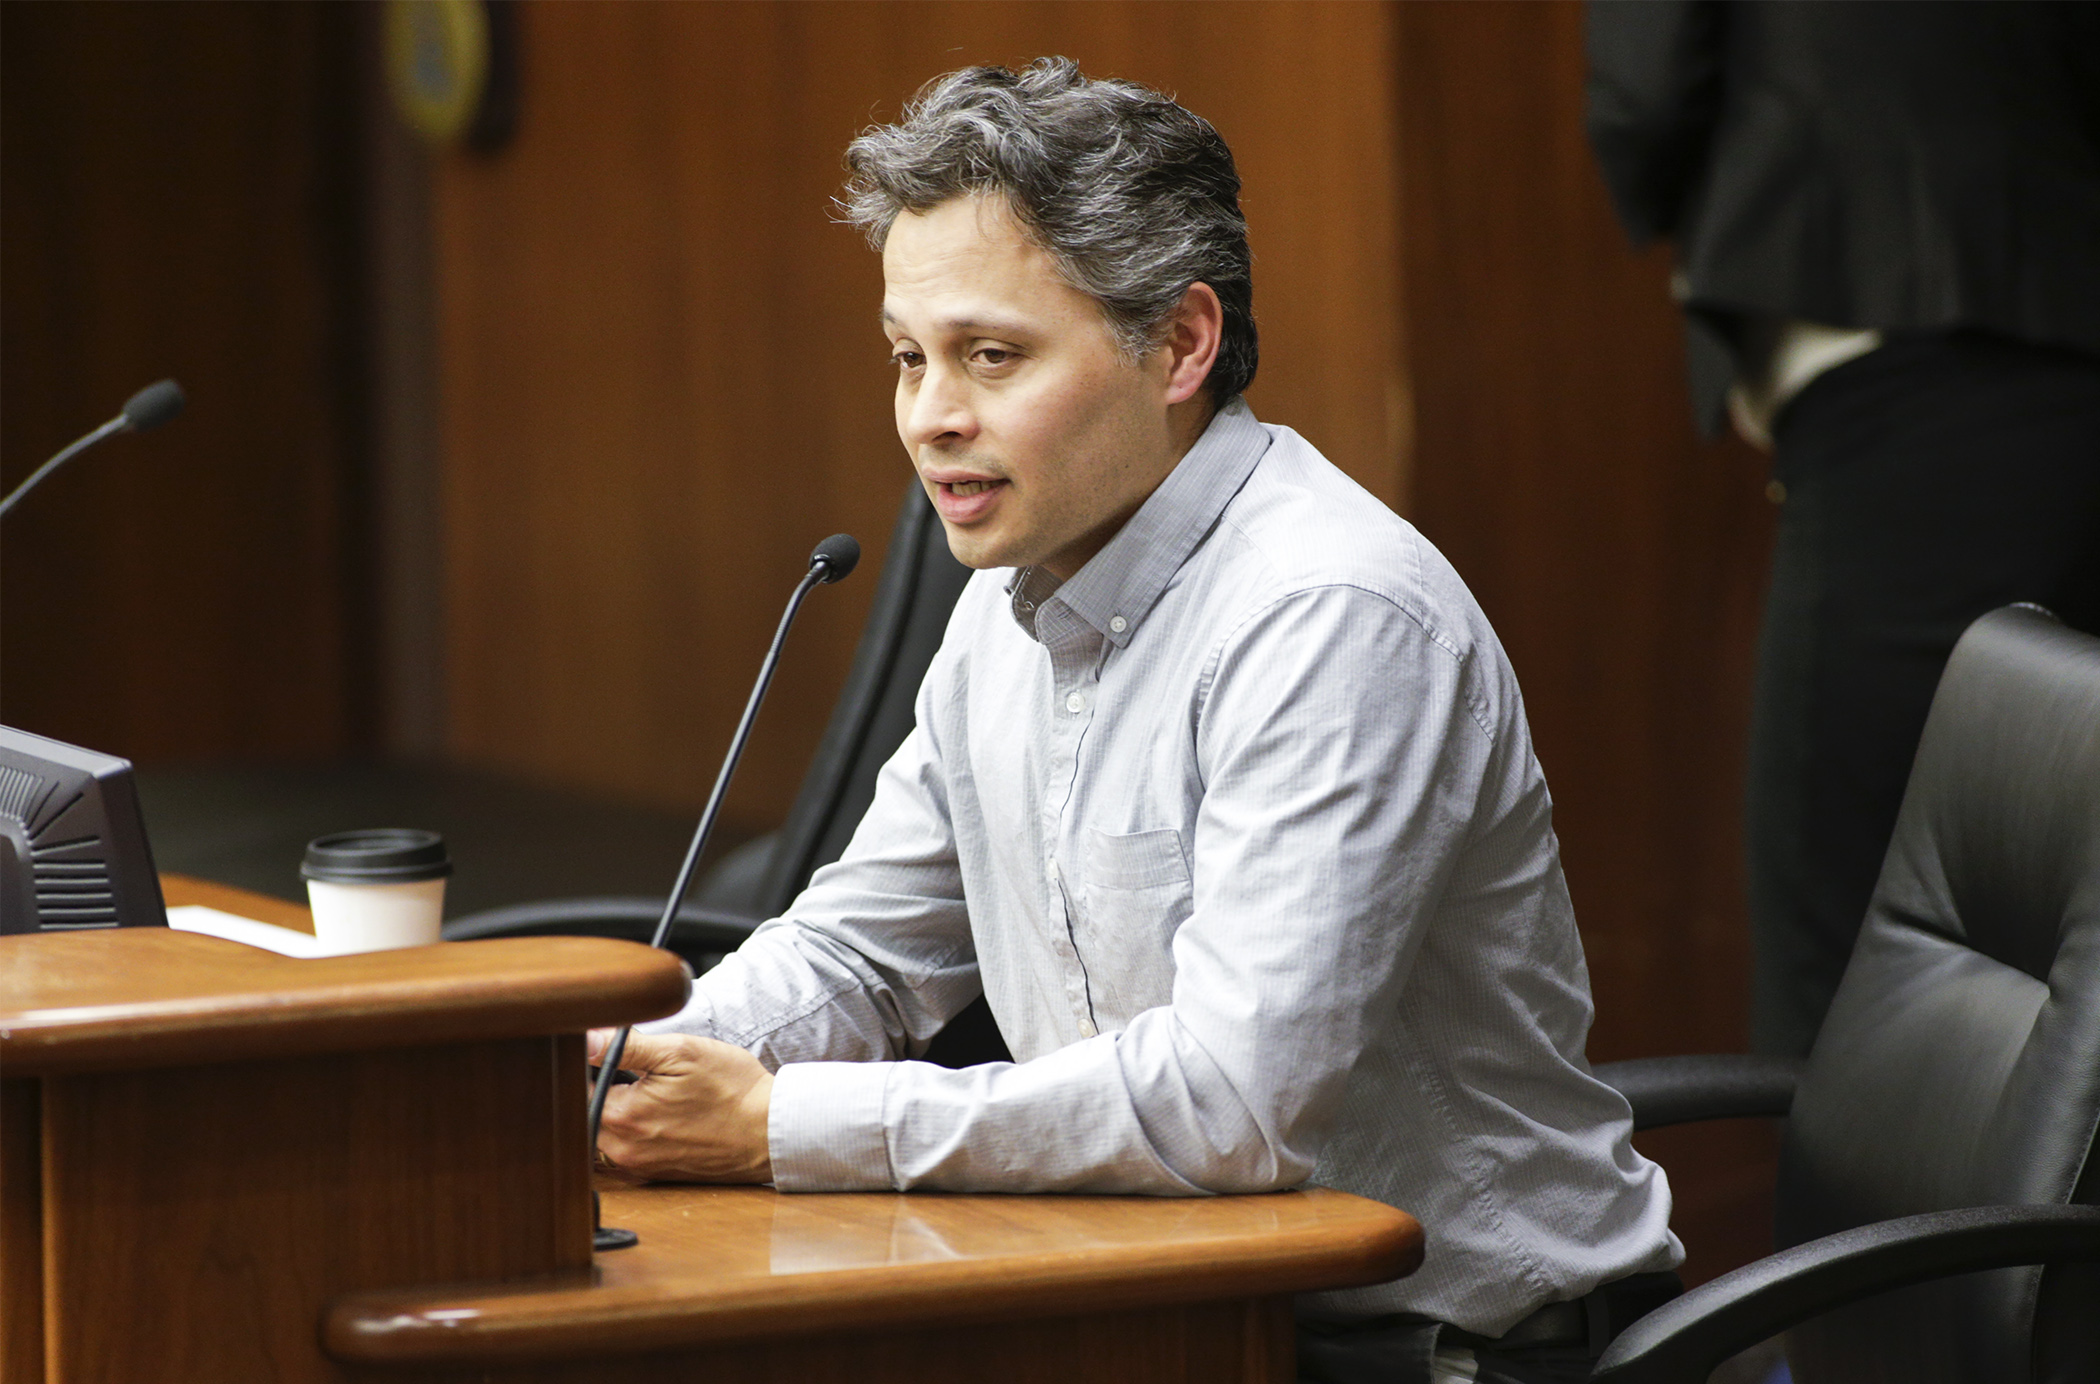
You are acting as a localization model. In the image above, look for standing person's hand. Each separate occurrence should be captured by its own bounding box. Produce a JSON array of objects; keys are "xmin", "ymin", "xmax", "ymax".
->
[{"xmin": 589, "ymin": 1029, "xmax": 773, "ymax": 1184}]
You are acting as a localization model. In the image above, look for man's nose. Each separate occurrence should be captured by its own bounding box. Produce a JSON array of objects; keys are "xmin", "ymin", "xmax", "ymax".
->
[{"xmin": 901, "ymin": 364, "xmax": 978, "ymax": 448}]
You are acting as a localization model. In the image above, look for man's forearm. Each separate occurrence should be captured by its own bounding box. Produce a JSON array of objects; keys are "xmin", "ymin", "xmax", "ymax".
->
[
  {"xmin": 644, "ymin": 907, "xmax": 979, "ymax": 1069},
  {"xmin": 763, "ymin": 999, "xmax": 1348, "ymax": 1197}
]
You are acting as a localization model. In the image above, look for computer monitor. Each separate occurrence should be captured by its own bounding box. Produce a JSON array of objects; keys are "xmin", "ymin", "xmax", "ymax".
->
[{"xmin": 1, "ymin": 725, "xmax": 167, "ymax": 933}]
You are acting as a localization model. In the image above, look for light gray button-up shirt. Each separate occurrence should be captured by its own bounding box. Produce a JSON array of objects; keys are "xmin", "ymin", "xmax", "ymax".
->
[{"xmin": 648, "ymin": 400, "xmax": 1680, "ymax": 1332}]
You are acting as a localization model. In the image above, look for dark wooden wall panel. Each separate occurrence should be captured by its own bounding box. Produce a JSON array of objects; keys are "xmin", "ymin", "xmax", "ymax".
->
[
  {"xmin": 0, "ymin": 2, "xmax": 371, "ymax": 761},
  {"xmin": 1393, "ymin": 2, "xmax": 1778, "ymax": 1284},
  {"xmin": 431, "ymin": 0, "xmax": 1405, "ymax": 823}
]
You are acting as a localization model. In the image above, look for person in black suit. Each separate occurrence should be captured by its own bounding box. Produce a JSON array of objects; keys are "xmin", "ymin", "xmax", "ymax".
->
[{"xmin": 1586, "ymin": 1, "xmax": 2100, "ymax": 1058}]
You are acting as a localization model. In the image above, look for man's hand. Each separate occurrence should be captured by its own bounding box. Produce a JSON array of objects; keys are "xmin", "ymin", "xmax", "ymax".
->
[{"xmin": 588, "ymin": 1029, "xmax": 774, "ymax": 1184}]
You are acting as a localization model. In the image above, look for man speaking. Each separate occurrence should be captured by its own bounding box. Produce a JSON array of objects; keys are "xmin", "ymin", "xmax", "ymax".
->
[{"xmin": 592, "ymin": 58, "xmax": 1680, "ymax": 1384}]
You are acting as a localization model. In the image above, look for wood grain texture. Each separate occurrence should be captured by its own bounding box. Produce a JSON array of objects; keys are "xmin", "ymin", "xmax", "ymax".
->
[
  {"xmin": 0, "ymin": 1080, "xmax": 41, "ymax": 1384},
  {"xmin": 0, "ymin": 928, "xmax": 688, "ymax": 1076},
  {"xmin": 1394, "ymin": 0, "xmax": 1772, "ymax": 1064},
  {"xmin": 432, "ymin": 0, "xmax": 1405, "ymax": 820},
  {"xmin": 40, "ymin": 1034, "xmax": 591, "ymax": 1384},
  {"xmin": 342, "ymin": 1299, "xmax": 1292, "ymax": 1384},
  {"xmin": 1633, "ymin": 1118, "xmax": 1782, "ymax": 1290},
  {"xmin": 165, "ymin": 871, "xmax": 319, "ymax": 932},
  {"xmin": 326, "ymin": 1184, "xmax": 1415, "ymax": 1365},
  {"xmin": 0, "ymin": 1, "xmax": 374, "ymax": 760},
  {"xmin": 1390, "ymin": 3, "xmax": 1778, "ymax": 1284}
]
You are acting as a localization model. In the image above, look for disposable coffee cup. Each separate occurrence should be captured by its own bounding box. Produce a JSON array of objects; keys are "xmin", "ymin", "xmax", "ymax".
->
[{"xmin": 301, "ymin": 829, "xmax": 451, "ymax": 955}]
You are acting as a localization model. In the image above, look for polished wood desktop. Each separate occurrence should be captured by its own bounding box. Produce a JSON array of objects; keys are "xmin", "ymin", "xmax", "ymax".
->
[{"xmin": 2, "ymin": 879, "xmax": 1422, "ymax": 1383}]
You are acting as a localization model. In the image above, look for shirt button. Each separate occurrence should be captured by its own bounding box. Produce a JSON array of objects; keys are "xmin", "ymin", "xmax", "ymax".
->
[
  {"xmin": 1109, "ymin": 615, "xmax": 1127, "ymax": 634},
  {"xmin": 1079, "ymin": 1017, "xmax": 1098, "ymax": 1037},
  {"xmin": 1065, "ymin": 692, "xmax": 1085, "ymax": 714},
  {"xmin": 1045, "ymin": 859, "xmax": 1059, "ymax": 884}
]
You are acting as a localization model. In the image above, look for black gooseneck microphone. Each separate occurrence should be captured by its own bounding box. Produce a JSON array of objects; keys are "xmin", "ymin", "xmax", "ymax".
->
[
  {"xmin": 589, "ymin": 532, "xmax": 860, "ymax": 1251},
  {"xmin": 0, "ymin": 380, "xmax": 186, "ymax": 520}
]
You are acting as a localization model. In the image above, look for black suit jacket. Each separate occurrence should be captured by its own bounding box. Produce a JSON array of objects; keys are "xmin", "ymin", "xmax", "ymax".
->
[{"xmin": 1586, "ymin": 0, "xmax": 2100, "ymax": 431}]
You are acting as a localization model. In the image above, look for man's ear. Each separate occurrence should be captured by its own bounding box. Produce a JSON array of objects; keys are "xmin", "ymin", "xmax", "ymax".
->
[{"xmin": 1161, "ymin": 282, "xmax": 1224, "ymax": 406}]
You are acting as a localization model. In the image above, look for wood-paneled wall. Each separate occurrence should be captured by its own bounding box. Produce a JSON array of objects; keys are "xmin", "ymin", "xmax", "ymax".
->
[
  {"xmin": 0, "ymin": 2, "xmax": 373, "ymax": 760},
  {"xmin": 431, "ymin": 0, "xmax": 1407, "ymax": 824},
  {"xmin": 1396, "ymin": 2, "xmax": 1776, "ymax": 1062},
  {"xmin": 1391, "ymin": 3, "xmax": 1779, "ymax": 1281}
]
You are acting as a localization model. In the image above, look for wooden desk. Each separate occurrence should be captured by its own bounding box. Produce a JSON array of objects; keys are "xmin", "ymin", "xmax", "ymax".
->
[
  {"xmin": 5, "ymin": 880, "xmax": 1422, "ymax": 1383},
  {"xmin": 326, "ymin": 1182, "xmax": 1416, "ymax": 1383},
  {"xmin": 165, "ymin": 870, "xmax": 319, "ymax": 931}
]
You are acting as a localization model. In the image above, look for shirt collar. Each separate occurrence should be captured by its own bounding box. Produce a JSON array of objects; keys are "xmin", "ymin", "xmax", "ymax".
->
[
  {"xmin": 1004, "ymin": 564, "xmax": 1064, "ymax": 638},
  {"xmin": 1004, "ymin": 398, "xmax": 1270, "ymax": 645}
]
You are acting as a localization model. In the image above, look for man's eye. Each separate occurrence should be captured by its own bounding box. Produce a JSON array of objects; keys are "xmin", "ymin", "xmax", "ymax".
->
[
  {"xmin": 973, "ymin": 348, "xmax": 1015, "ymax": 367},
  {"xmin": 891, "ymin": 351, "xmax": 924, "ymax": 370}
]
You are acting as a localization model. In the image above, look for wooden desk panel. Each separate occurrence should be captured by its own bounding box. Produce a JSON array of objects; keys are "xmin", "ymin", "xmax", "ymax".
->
[
  {"xmin": 0, "ymin": 1079, "xmax": 40, "ymax": 1384},
  {"xmin": 328, "ymin": 1187, "xmax": 1418, "ymax": 1384},
  {"xmin": 41, "ymin": 1034, "xmax": 593, "ymax": 1384},
  {"xmin": 0, "ymin": 886, "xmax": 685, "ymax": 1384},
  {"xmin": 348, "ymin": 1300, "xmax": 1295, "ymax": 1384},
  {"xmin": 330, "ymin": 1184, "xmax": 1418, "ymax": 1366},
  {"xmin": 164, "ymin": 871, "xmax": 319, "ymax": 932},
  {"xmin": 0, "ymin": 927, "xmax": 688, "ymax": 1076},
  {"xmin": 7, "ymin": 882, "xmax": 1423, "ymax": 1383}
]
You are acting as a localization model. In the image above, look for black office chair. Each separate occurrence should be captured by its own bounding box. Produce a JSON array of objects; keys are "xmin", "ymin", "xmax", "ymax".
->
[
  {"xmin": 694, "ymin": 478, "xmax": 974, "ymax": 924},
  {"xmin": 1591, "ymin": 605, "xmax": 2100, "ymax": 1384},
  {"xmin": 445, "ymin": 480, "xmax": 1010, "ymax": 1066}
]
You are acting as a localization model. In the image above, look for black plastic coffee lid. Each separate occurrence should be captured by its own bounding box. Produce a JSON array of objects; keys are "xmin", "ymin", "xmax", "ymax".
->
[{"xmin": 302, "ymin": 829, "xmax": 451, "ymax": 884}]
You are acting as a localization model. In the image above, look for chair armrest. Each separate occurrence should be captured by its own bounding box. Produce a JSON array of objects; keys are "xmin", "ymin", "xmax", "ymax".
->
[
  {"xmin": 1593, "ymin": 1054, "xmax": 1805, "ymax": 1131},
  {"xmin": 1591, "ymin": 1204, "xmax": 2100, "ymax": 1384},
  {"xmin": 442, "ymin": 897, "xmax": 757, "ymax": 971}
]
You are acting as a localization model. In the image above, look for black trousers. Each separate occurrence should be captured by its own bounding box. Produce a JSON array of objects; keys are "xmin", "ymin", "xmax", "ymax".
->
[
  {"xmin": 1297, "ymin": 1273, "xmax": 1684, "ymax": 1384},
  {"xmin": 1298, "ymin": 1327, "xmax": 1593, "ymax": 1384},
  {"xmin": 1747, "ymin": 330, "xmax": 2100, "ymax": 1058}
]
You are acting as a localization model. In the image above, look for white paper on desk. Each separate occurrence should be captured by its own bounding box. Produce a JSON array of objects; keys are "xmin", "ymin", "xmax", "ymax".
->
[{"xmin": 166, "ymin": 905, "xmax": 332, "ymax": 958}]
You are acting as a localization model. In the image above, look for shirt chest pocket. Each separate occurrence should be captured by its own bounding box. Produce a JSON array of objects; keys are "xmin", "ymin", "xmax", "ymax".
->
[{"xmin": 1076, "ymin": 827, "xmax": 1192, "ymax": 1022}]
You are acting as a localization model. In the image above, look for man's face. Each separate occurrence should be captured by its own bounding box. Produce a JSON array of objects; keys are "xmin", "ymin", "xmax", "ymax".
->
[{"xmin": 881, "ymin": 195, "xmax": 1185, "ymax": 579}]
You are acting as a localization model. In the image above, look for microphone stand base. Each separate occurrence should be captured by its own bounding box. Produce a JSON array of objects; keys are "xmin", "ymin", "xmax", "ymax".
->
[{"xmin": 592, "ymin": 1188, "xmax": 640, "ymax": 1250}]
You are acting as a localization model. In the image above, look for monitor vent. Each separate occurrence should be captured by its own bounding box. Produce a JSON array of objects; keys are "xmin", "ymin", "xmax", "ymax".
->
[
  {"xmin": 0, "ymin": 763, "xmax": 43, "ymax": 826},
  {"xmin": 31, "ymin": 839, "xmax": 119, "ymax": 928}
]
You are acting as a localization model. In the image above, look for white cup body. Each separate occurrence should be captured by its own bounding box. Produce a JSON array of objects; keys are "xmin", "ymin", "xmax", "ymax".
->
[{"xmin": 306, "ymin": 877, "xmax": 447, "ymax": 955}]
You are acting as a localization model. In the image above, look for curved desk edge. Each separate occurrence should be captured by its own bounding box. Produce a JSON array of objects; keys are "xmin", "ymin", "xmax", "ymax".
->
[
  {"xmin": 0, "ymin": 928, "xmax": 691, "ymax": 1075},
  {"xmin": 324, "ymin": 1186, "xmax": 1423, "ymax": 1365}
]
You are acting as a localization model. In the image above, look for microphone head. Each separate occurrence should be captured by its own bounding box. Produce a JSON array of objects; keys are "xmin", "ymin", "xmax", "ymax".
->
[
  {"xmin": 121, "ymin": 379, "xmax": 186, "ymax": 433},
  {"xmin": 809, "ymin": 533, "xmax": 860, "ymax": 584}
]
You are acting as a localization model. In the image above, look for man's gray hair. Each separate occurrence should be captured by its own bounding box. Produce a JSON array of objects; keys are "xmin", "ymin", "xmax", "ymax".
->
[{"xmin": 843, "ymin": 57, "xmax": 1258, "ymax": 403}]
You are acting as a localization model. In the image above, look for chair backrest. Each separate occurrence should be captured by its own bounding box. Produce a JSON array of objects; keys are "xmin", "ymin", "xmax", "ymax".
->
[
  {"xmin": 1777, "ymin": 606, "xmax": 2100, "ymax": 1383},
  {"xmin": 751, "ymin": 481, "xmax": 972, "ymax": 917}
]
